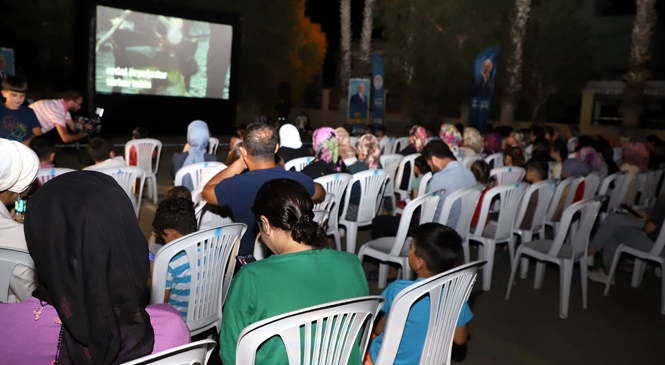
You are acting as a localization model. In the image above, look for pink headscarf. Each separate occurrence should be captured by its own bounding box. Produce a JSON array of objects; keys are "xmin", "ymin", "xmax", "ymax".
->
[
  {"xmin": 335, "ymin": 127, "xmax": 356, "ymax": 159},
  {"xmin": 409, "ymin": 125, "xmax": 428, "ymax": 152},
  {"xmin": 312, "ymin": 127, "xmax": 344, "ymax": 172},
  {"xmin": 439, "ymin": 124, "xmax": 464, "ymax": 159},
  {"xmin": 578, "ymin": 146, "xmax": 602, "ymax": 172},
  {"xmin": 622, "ymin": 142, "xmax": 649, "ymax": 171},
  {"xmin": 358, "ymin": 134, "xmax": 381, "ymax": 170}
]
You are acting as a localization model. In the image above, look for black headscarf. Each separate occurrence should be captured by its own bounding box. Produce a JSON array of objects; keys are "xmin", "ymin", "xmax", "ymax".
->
[{"xmin": 24, "ymin": 171, "xmax": 154, "ymax": 364}]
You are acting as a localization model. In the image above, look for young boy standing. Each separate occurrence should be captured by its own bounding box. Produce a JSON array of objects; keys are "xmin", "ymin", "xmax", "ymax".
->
[
  {"xmin": 0, "ymin": 77, "xmax": 42, "ymax": 145},
  {"xmin": 368, "ymin": 223, "xmax": 473, "ymax": 364}
]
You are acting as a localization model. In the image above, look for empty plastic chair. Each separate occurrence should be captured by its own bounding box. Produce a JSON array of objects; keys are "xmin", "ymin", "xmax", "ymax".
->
[
  {"xmin": 0, "ymin": 248, "xmax": 35, "ymax": 303},
  {"xmin": 125, "ymin": 138, "xmax": 162, "ymax": 203},
  {"xmin": 314, "ymin": 173, "xmax": 353, "ymax": 251},
  {"xmin": 174, "ymin": 161, "xmax": 225, "ymax": 191},
  {"xmin": 484, "ymin": 152, "xmax": 503, "ymax": 169},
  {"xmin": 435, "ymin": 185, "xmax": 484, "ymax": 263},
  {"xmin": 380, "ymin": 154, "xmax": 405, "ymax": 211},
  {"xmin": 120, "ymin": 339, "xmax": 217, "ymax": 365},
  {"xmin": 97, "ymin": 166, "xmax": 146, "ymax": 217},
  {"xmin": 391, "ymin": 137, "xmax": 410, "ymax": 154}
]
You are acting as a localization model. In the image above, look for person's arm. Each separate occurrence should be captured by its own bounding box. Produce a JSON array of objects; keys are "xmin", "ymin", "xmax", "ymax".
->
[
  {"xmin": 453, "ymin": 324, "xmax": 469, "ymax": 345},
  {"xmin": 312, "ymin": 182, "xmax": 325, "ymax": 203},
  {"xmin": 55, "ymin": 124, "xmax": 88, "ymax": 143},
  {"xmin": 202, "ymin": 157, "xmax": 247, "ymax": 205},
  {"xmin": 372, "ymin": 313, "xmax": 387, "ymax": 335},
  {"xmin": 163, "ymin": 289, "xmax": 171, "ymax": 304},
  {"xmin": 31, "ymin": 126, "xmax": 43, "ymax": 136}
]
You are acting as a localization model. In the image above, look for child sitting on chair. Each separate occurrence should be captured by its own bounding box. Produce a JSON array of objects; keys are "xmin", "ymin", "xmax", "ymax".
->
[
  {"xmin": 396, "ymin": 156, "xmax": 430, "ymax": 208},
  {"xmin": 367, "ymin": 223, "xmax": 473, "ymax": 365}
]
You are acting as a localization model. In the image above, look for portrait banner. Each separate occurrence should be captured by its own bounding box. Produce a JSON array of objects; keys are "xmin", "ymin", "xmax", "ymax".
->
[
  {"xmin": 372, "ymin": 54, "xmax": 385, "ymax": 125},
  {"xmin": 468, "ymin": 45, "xmax": 500, "ymax": 133},
  {"xmin": 348, "ymin": 78, "xmax": 370, "ymax": 123},
  {"xmin": 0, "ymin": 48, "xmax": 16, "ymax": 79}
]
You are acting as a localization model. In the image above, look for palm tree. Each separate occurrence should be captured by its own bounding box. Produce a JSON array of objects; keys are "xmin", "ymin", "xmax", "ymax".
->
[
  {"xmin": 357, "ymin": 0, "xmax": 375, "ymax": 77},
  {"xmin": 340, "ymin": 0, "xmax": 352, "ymax": 96},
  {"xmin": 621, "ymin": 0, "xmax": 657, "ymax": 127},
  {"xmin": 500, "ymin": 0, "xmax": 532, "ymax": 123}
]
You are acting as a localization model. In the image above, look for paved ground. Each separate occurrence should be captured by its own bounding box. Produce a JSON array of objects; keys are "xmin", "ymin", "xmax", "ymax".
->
[{"xmin": 54, "ymin": 134, "xmax": 665, "ymax": 364}]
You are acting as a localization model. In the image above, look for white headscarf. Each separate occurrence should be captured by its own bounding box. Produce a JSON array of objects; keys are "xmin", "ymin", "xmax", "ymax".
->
[
  {"xmin": 279, "ymin": 124, "xmax": 302, "ymax": 149},
  {"xmin": 0, "ymin": 139, "xmax": 39, "ymax": 193},
  {"xmin": 183, "ymin": 120, "xmax": 210, "ymax": 167}
]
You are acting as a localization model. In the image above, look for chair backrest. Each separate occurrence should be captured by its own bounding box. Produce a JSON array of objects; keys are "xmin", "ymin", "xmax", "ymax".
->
[
  {"xmin": 97, "ymin": 166, "xmax": 146, "ymax": 217},
  {"xmin": 648, "ymin": 169, "xmax": 664, "ymax": 206},
  {"xmin": 490, "ymin": 166, "xmax": 526, "ymax": 186},
  {"xmin": 174, "ymin": 161, "xmax": 225, "ymax": 190},
  {"xmin": 285, "ymin": 156, "xmax": 315, "ymax": 172},
  {"xmin": 546, "ymin": 177, "xmax": 581, "ymax": 222},
  {"xmin": 606, "ymin": 173, "xmax": 628, "ymax": 213},
  {"xmin": 373, "ymin": 261, "xmax": 484, "ymax": 365},
  {"xmin": 380, "ymin": 154, "xmax": 405, "ymax": 192},
  {"xmin": 437, "ymin": 185, "xmax": 484, "ymax": 238},
  {"xmin": 312, "ymin": 210, "xmax": 330, "ymax": 227},
  {"xmin": 394, "ymin": 154, "xmax": 421, "ymax": 193},
  {"xmin": 313, "ymin": 192, "xmax": 335, "ymax": 212},
  {"xmin": 461, "ymin": 154, "xmax": 484, "ymax": 169},
  {"xmin": 340, "ymin": 170, "xmax": 389, "ymax": 224},
  {"xmin": 151, "ymin": 224, "xmax": 247, "ymax": 336},
  {"xmin": 35, "ymin": 167, "xmax": 76, "ymax": 186},
  {"xmin": 597, "ymin": 171, "xmax": 622, "ymax": 197},
  {"xmin": 615, "ymin": 172, "xmax": 638, "ymax": 208},
  {"xmin": 315, "ymin": 173, "xmax": 353, "ymax": 232},
  {"xmin": 514, "ymin": 180, "xmax": 556, "ymax": 233},
  {"xmin": 236, "ymin": 296, "xmax": 385, "ymax": 365},
  {"xmin": 0, "ymin": 248, "xmax": 35, "ymax": 303},
  {"xmin": 125, "ymin": 138, "xmax": 162, "ymax": 174},
  {"xmin": 582, "ymin": 172, "xmax": 602, "ymax": 199},
  {"xmin": 391, "ymin": 137, "xmax": 410, "ymax": 154},
  {"xmin": 379, "ymin": 137, "xmax": 394, "ymax": 155},
  {"xmin": 416, "ymin": 172, "xmax": 433, "ymax": 198},
  {"xmin": 349, "ymin": 136, "xmax": 359, "ymax": 148},
  {"xmin": 208, "ymin": 137, "xmax": 220, "ymax": 155},
  {"xmin": 484, "ymin": 152, "xmax": 504, "ymax": 169},
  {"xmin": 120, "ymin": 339, "xmax": 217, "ymax": 365},
  {"xmin": 474, "ymin": 184, "xmax": 528, "ymax": 240},
  {"xmin": 387, "ymin": 190, "xmax": 444, "ymax": 257},
  {"xmin": 547, "ymin": 197, "xmax": 603, "ymax": 259}
]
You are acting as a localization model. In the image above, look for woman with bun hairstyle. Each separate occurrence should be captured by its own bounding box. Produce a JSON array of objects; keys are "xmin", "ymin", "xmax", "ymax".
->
[{"xmin": 219, "ymin": 179, "xmax": 369, "ymax": 365}]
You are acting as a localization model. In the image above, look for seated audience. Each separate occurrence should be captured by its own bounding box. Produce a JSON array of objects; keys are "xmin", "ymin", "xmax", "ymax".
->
[
  {"xmin": 410, "ymin": 156, "xmax": 431, "ymax": 199},
  {"xmin": 483, "ymin": 132, "xmax": 503, "ymax": 156},
  {"xmin": 646, "ymin": 134, "xmax": 665, "ymax": 169},
  {"xmin": 368, "ymin": 223, "xmax": 472, "ymax": 364},
  {"xmin": 400, "ymin": 125, "xmax": 428, "ymax": 156},
  {"xmin": 503, "ymin": 145, "xmax": 526, "ymax": 167},
  {"xmin": 29, "ymin": 136, "xmax": 56, "ymax": 168},
  {"xmin": 336, "ymin": 126, "xmax": 356, "ymax": 160},
  {"xmin": 302, "ymin": 127, "xmax": 348, "ymax": 178},
  {"xmin": 551, "ymin": 158, "xmax": 591, "ymax": 222},
  {"xmin": 550, "ymin": 139, "xmax": 568, "ymax": 179},
  {"xmin": 375, "ymin": 125, "xmax": 390, "ymax": 153},
  {"xmin": 171, "ymin": 120, "xmax": 217, "ymax": 190},
  {"xmin": 470, "ymin": 160, "xmax": 491, "ymax": 227},
  {"xmin": 278, "ymin": 123, "xmax": 311, "ymax": 164},
  {"xmin": 7, "ymin": 171, "xmax": 190, "ymax": 364},
  {"xmin": 439, "ymin": 123, "xmax": 464, "ymax": 160},
  {"xmin": 504, "ymin": 131, "xmax": 525, "ymax": 150},
  {"xmin": 579, "ymin": 146, "xmax": 602, "ymax": 172},
  {"xmin": 566, "ymin": 126, "xmax": 580, "ymax": 156},
  {"xmin": 519, "ymin": 160, "xmax": 549, "ymax": 230},
  {"xmin": 346, "ymin": 134, "xmax": 382, "ymax": 221},
  {"xmin": 599, "ymin": 145, "xmax": 619, "ymax": 176},
  {"xmin": 128, "ymin": 125, "xmax": 149, "ymax": 166},
  {"xmin": 0, "ymin": 139, "xmax": 39, "ymax": 303},
  {"xmin": 529, "ymin": 137, "xmax": 551, "ymax": 162},
  {"xmin": 0, "ymin": 76, "xmax": 41, "ymax": 145},
  {"xmin": 82, "ymin": 136, "xmax": 126, "ymax": 171},
  {"xmin": 219, "ymin": 179, "xmax": 369, "ymax": 365},
  {"xmin": 462, "ymin": 127, "xmax": 484, "ymax": 156},
  {"xmin": 620, "ymin": 142, "xmax": 649, "ymax": 174},
  {"xmin": 364, "ymin": 124, "xmax": 375, "ymax": 136}
]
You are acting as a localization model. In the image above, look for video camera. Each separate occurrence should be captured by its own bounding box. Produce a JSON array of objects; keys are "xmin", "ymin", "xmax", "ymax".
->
[{"xmin": 75, "ymin": 107, "xmax": 104, "ymax": 135}]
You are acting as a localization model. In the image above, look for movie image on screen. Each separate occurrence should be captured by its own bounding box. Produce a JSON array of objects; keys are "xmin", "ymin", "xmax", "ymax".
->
[{"xmin": 95, "ymin": 5, "xmax": 233, "ymax": 99}]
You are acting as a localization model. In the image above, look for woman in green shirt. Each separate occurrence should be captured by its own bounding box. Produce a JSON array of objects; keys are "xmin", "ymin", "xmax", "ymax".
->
[{"xmin": 220, "ymin": 178, "xmax": 369, "ymax": 364}]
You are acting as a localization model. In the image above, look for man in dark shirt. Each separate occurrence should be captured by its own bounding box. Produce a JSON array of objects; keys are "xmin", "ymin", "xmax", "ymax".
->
[
  {"xmin": 202, "ymin": 122, "xmax": 325, "ymax": 255},
  {"xmin": 0, "ymin": 77, "xmax": 41, "ymax": 145}
]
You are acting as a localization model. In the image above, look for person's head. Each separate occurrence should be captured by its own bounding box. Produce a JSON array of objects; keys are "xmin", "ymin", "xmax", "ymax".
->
[
  {"xmin": 252, "ymin": 179, "xmax": 327, "ymax": 252},
  {"xmin": 132, "ymin": 126, "xmax": 148, "ymax": 140},
  {"xmin": 484, "ymin": 132, "xmax": 502, "ymax": 154},
  {"xmin": 1, "ymin": 76, "xmax": 28, "ymax": 110},
  {"xmin": 375, "ymin": 125, "xmax": 386, "ymax": 138},
  {"xmin": 313, "ymin": 127, "xmax": 342, "ymax": 168},
  {"xmin": 29, "ymin": 136, "xmax": 55, "ymax": 166},
  {"xmin": 566, "ymin": 126, "xmax": 580, "ymax": 140},
  {"xmin": 236, "ymin": 124, "xmax": 246, "ymax": 138},
  {"xmin": 87, "ymin": 136, "xmax": 114, "ymax": 163},
  {"xmin": 503, "ymin": 146, "xmax": 525, "ymax": 167},
  {"xmin": 279, "ymin": 123, "xmax": 303, "ymax": 149},
  {"xmin": 454, "ymin": 123, "xmax": 465, "ymax": 137},
  {"xmin": 506, "ymin": 131, "xmax": 525, "ymax": 148},
  {"xmin": 463, "ymin": 127, "xmax": 484, "ymax": 153},
  {"xmin": 357, "ymin": 83, "xmax": 365, "ymax": 94},
  {"xmin": 543, "ymin": 126, "xmax": 554, "ymax": 141},
  {"xmin": 24, "ymin": 171, "xmax": 155, "ymax": 363},
  {"xmin": 562, "ymin": 158, "xmax": 591, "ymax": 178},
  {"xmin": 530, "ymin": 125, "xmax": 544, "ymax": 142},
  {"xmin": 357, "ymin": 134, "xmax": 381, "ymax": 169},
  {"xmin": 0, "ymin": 139, "xmax": 39, "ymax": 206},
  {"xmin": 409, "ymin": 223, "xmax": 463, "ymax": 277},
  {"xmin": 577, "ymin": 135, "xmax": 595, "ymax": 151},
  {"xmin": 62, "ymin": 90, "xmax": 83, "ymax": 113},
  {"xmin": 481, "ymin": 59, "xmax": 493, "ymax": 76},
  {"xmin": 166, "ymin": 185, "xmax": 193, "ymax": 201},
  {"xmin": 525, "ymin": 160, "xmax": 548, "ymax": 183},
  {"xmin": 241, "ymin": 122, "xmax": 279, "ymax": 164},
  {"xmin": 153, "ymin": 197, "xmax": 197, "ymax": 243},
  {"xmin": 364, "ymin": 124, "xmax": 375, "ymax": 136},
  {"xmin": 600, "ymin": 146, "xmax": 619, "ymax": 174},
  {"xmin": 470, "ymin": 160, "xmax": 490, "ymax": 185},
  {"xmin": 421, "ymin": 139, "xmax": 456, "ymax": 173},
  {"xmin": 409, "ymin": 125, "xmax": 428, "ymax": 152},
  {"xmin": 550, "ymin": 139, "xmax": 568, "ymax": 163},
  {"xmin": 336, "ymin": 126, "xmax": 351, "ymax": 147},
  {"xmin": 414, "ymin": 155, "xmax": 430, "ymax": 177},
  {"xmin": 187, "ymin": 120, "xmax": 210, "ymax": 154},
  {"xmin": 342, "ymin": 123, "xmax": 353, "ymax": 135},
  {"xmin": 531, "ymin": 137, "xmax": 551, "ymax": 162},
  {"xmin": 646, "ymin": 134, "xmax": 662, "ymax": 151},
  {"xmin": 622, "ymin": 142, "xmax": 650, "ymax": 171},
  {"xmin": 439, "ymin": 123, "xmax": 463, "ymax": 159}
]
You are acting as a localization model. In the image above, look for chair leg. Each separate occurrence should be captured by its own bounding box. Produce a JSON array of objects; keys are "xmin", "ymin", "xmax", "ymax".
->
[
  {"xmin": 580, "ymin": 258, "xmax": 588, "ymax": 309},
  {"xmin": 560, "ymin": 261, "xmax": 574, "ymax": 319},
  {"xmin": 520, "ymin": 257, "xmax": 530, "ymax": 279},
  {"xmin": 333, "ymin": 232, "xmax": 341, "ymax": 251},
  {"xmin": 605, "ymin": 245, "xmax": 624, "ymax": 296},
  {"xmin": 506, "ymin": 250, "xmax": 523, "ymax": 300},
  {"xmin": 534, "ymin": 262, "xmax": 546, "ymax": 290},
  {"xmin": 462, "ymin": 238, "xmax": 470, "ymax": 264},
  {"xmin": 482, "ymin": 241, "xmax": 496, "ymax": 291},
  {"xmin": 661, "ymin": 263, "xmax": 665, "ymax": 315},
  {"xmin": 632, "ymin": 259, "xmax": 647, "ymax": 288},
  {"xmin": 507, "ymin": 237, "xmax": 517, "ymax": 270},
  {"xmin": 346, "ymin": 223, "xmax": 358, "ymax": 253},
  {"xmin": 378, "ymin": 263, "xmax": 389, "ymax": 289}
]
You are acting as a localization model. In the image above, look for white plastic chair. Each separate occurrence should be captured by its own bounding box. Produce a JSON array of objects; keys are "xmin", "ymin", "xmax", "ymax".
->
[
  {"xmin": 315, "ymin": 173, "xmax": 353, "ymax": 251},
  {"xmin": 601, "ymin": 172, "xmax": 627, "ymax": 221},
  {"xmin": 393, "ymin": 153, "xmax": 421, "ymax": 203},
  {"xmin": 0, "ymin": 248, "xmax": 35, "ymax": 303},
  {"xmin": 125, "ymin": 138, "xmax": 162, "ymax": 204},
  {"xmin": 35, "ymin": 167, "xmax": 76, "ymax": 186},
  {"xmin": 435, "ymin": 185, "xmax": 484, "ymax": 264},
  {"xmin": 174, "ymin": 161, "xmax": 225, "ymax": 191},
  {"xmin": 379, "ymin": 154, "xmax": 404, "ymax": 211},
  {"xmin": 151, "ymin": 224, "xmax": 247, "ymax": 336},
  {"xmin": 343, "ymin": 157, "xmax": 358, "ymax": 166},
  {"xmin": 312, "ymin": 193, "xmax": 335, "ymax": 229},
  {"xmin": 461, "ymin": 154, "xmax": 484, "ymax": 169},
  {"xmin": 379, "ymin": 137, "xmax": 394, "ymax": 155},
  {"xmin": 604, "ymin": 217, "xmax": 665, "ymax": 315},
  {"xmin": 339, "ymin": 170, "xmax": 389, "ymax": 253},
  {"xmin": 544, "ymin": 176, "xmax": 584, "ymax": 235},
  {"xmin": 236, "ymin": 296, "xmax": 385, "ymax": 365},
  {"xmin": 208, "ymin": 137, "xmax": 220, "ymax": 155},
  {"xmin": 484, "ymin": 152, "xmax": 504, "ymax": 169},
  {"xmin": 416, "ymin": 172, "xmax": 433, "ymax": 198},
  {"xmin": 582, "ymin": 172, "xmax": 602, "ymax": 199},
  {"xmin": 490, "ymin": 166, "xmax": 526, "ymax": 186},
  {"xmin": 120, "ymin": 339, "xmax": 217, "ymax": 365},
  {"xmin": 391, "ymin": 137, "xmax": 410, "ymax": 154},
  {"xmin": 349, "ymin": 136, "xmax": 359, "ymax": 148},
  {"xmin": 373, "ymin": 261, "xmax": 484, "ymax": 365},
  {"xmin": 506, "ymin": 197, "xmax": 603, "ymax": 318},
  {"xmin": 469, "ymin": 183, "xmax": 528, "ymax": 291},
  {"xmin": 357, "ymin": 190, "xmax": 444, "ymax": 288},
  {"xmin": 285, "ymin": 156, "xmax": 314, "ymax": 172},
  {"xmin": 98, "ymin": 166, "xmax": 146, "ymax": 217}
]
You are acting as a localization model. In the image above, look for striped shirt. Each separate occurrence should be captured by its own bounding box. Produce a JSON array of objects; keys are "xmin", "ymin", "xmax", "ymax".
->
[
  {"xmin": 165, "ymin": 251, "xmax": 191, "ymax": 320},
  {"xmin": 28, "ymin": 99, "xmax": 70, "ymax": 133}
]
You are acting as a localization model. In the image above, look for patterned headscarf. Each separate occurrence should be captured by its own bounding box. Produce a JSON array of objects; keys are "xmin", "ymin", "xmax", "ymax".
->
[
  {"xmin": 335, "ymin": 127, "xmax": 356, "ymax": 159},
  {"xmin": 578, "ymin": 146, "xmax": 602, "ymax": 172},
  {"xmin": 563, "ymin": 158, "xmax": 591, "ymax": 177},
  {"xmin": 409, "ymin": 125, "xmax": 428, "ymax": 152},
  {"xmin": 463, "ymin": 127, "xmax": 484, "ymax": 153},
  {"xmin": 484, "ymin": 132, "xmax": 503, "ymax": 155},
  {"xmin": 358, "ymin": 134, "xmax": 381, "ymax": 170},
  {"xmin": 313, "ymin": 127, "xmax": 344, "ymax": 172},
  {"xmin": 622, "ymin": 142, "xmax": 650, "ymax": 171},
  {"xmin": 439, "ymin": 124, "xmax": 464, "ymax": 159}
]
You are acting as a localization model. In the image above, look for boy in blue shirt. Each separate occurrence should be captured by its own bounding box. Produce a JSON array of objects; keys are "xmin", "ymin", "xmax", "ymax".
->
[
  {"xmin": 368, "ymin": 223, "xmax": 473, "ymax": 364},
  {"xmin": 0, "ymin": 77, "xmax": 42, "ymax": 145}
]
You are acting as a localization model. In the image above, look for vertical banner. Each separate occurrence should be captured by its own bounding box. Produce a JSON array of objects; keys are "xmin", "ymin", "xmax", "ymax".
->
[
  {"xmin": 0, "ymin": 48, "xmax": 15, "ymax": 82},
  {"xmin": 468, "ymin": 45, "xmax": 500, "ymax": 133},
  {"xmin": 348, "ymin": 78, "xmax": 370, "ymax": 123},
  {"xmin": 372, "ymin": 54, "xmax": 385, "ymax": 125}
]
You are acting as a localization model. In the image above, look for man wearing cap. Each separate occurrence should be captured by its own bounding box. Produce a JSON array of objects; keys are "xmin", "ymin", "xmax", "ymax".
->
[{"xmin": 0, "ymin": 139, "xmax": 40, "ymax": 303}]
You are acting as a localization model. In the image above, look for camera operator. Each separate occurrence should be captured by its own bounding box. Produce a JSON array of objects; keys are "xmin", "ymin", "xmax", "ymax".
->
[{"xmin": 29, "ymin": 90, "xmax": 93, "ymax": 143}]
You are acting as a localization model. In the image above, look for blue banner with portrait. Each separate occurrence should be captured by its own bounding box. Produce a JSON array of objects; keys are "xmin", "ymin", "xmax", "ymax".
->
[
  {"xmin": 348, "ymin": 78, "xmax": 370, "ymax": 123},
  {"xmin": 0, "ymin": 48, "xmax": 15, "ymax": 81},
  {"xmin": 469, "ymin": 45, "xmax": 499, "ymax": 133},
  {"xmin": 372, "ymin": 54, "xmax": 385, "ymax": 125}
]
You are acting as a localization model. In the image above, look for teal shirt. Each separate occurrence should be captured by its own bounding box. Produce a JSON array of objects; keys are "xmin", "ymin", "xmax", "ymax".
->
[{"xmin": 220, "ymin": 248, "xmax": 369, "ymax": 365}]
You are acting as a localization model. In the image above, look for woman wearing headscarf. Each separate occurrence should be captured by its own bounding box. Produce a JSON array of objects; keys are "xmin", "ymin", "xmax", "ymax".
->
[
  {"xmin": 344, "ymin": 134, "xmax": 382, "ymax": 221},
  {"xmin": 483, "ymin": 132, "xmax": 503, "ymax": 155},
  {"xmin": 621, "ymin": 142, "xmax": 650, "ymax": 174},
  {"xmin": 302, "ymin": 127, "xmax": 348, "ymax": 178},
  {"xmin": 578, "ymin": 146, "xmax": 602, "ymax": 172},
  {"xmin": 0, "ymin": 171, "xmax": 190, "ymax": 365},
  {"xmin": 336, "ymin": 127, "xmax": 356, "ymax": 160},
  {"xmin": 440, "ymin": 123, "xmax": 464, "ymax": 160},
  {"xmin": 171, "ymin": 120, "xmax": 217, "ymax": 190},
  {"xmin": 277, "ymin": 123, "xmax": 311, "ymax": 164},
  {"xmin": 462, "ymin": 127, "xmax": 484, "ymax": 156},
  {"xmin": 400, "ymin": 125, "xmax": 428, "ymax": 156}
]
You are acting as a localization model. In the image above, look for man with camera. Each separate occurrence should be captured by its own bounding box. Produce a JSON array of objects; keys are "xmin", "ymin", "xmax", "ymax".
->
[{"xmin": 29, "ymin": 90, "xmax": 93, "ymax": 143}]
